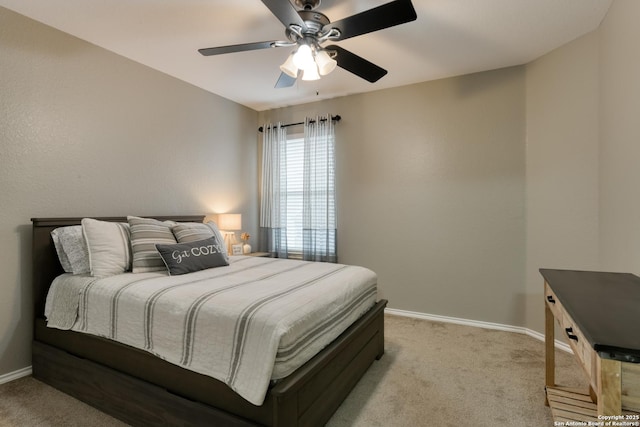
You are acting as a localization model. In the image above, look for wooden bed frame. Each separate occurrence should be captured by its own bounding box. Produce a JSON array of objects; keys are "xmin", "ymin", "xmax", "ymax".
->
[{"xmin": 31, "ymin": 216, "xmax": 387, "ymax": 426}]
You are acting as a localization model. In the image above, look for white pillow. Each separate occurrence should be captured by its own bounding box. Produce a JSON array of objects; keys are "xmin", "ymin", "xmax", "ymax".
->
[
  {"xmin": 51, "ymin": 225, "xmax": 90, "ymax": 274},
  {"xmin": 82, "ymin": 218, "xmax": 132, "ymax": 277}
]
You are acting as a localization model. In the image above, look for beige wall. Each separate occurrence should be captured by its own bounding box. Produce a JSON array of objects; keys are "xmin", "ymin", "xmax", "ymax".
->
[
  {"xmin": 0, "ymin": 8, "xmax": 258, "ymax": 376},
  {"xmin": 524, "ymin": 0, "xmax": 640, "ymax": 333},
  {"xmin": 599, "ymin": 0, "xmax": 640, "ymax": 273},
  {"xmin": 260, "ymin": 66, "xmax": 527, "ymax": 326},
  {"xmin": 524, "ymin": 32, "xmax": 601, "ymax": 332}
]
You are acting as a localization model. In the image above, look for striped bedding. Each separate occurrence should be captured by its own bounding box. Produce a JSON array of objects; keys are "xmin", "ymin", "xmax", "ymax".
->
[{"xmin": 44, "ymin": 256, "xmax": 378, "ymax": 405}]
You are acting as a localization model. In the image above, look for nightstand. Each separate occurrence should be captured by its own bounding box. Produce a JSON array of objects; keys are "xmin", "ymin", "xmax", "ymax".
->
[{"xmin": 246, "ymin": 252, "xmax": 270, "ymax": 257}]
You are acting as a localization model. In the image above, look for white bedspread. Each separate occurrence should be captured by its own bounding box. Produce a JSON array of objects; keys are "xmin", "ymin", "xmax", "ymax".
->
[{"xmin": 44, "ymin": 256, "xmax": 377, "ymax": 405}]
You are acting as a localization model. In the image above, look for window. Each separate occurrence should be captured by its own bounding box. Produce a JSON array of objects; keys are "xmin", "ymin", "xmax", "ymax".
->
[{"xmin": 260, "ymin": 116, "xmax": 337, "ymax": 262}]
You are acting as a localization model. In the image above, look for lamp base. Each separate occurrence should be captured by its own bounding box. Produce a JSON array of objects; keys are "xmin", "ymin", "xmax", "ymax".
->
[{"xmin": 223, "ymin": 232, "xmax": 237, "ymax": 256}]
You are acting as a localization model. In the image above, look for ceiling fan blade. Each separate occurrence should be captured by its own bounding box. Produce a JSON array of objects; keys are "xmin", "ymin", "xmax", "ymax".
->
[
  {"xmin": 327, "ymin": 45, "xmax": 387, "ymax": 83},
  {"xmin": 324, "ymin": 0, "xmax": 417, "ymax": 41},
  {"xmin": 275, "ymin": 71, "xmax": 298, "ymax": 88},
  {"xmin": 261, "ymin": 0, "xmax": 307, "ymax": 30},
  {"xmin": 198, "ymin": 41, "xmax": 278, "ymax": 56}
]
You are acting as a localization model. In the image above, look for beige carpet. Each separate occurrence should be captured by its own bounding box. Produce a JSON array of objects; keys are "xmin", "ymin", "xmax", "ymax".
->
[{"xmin": 0, "ymin": 314, "xmax": 584, "ymax": 426}]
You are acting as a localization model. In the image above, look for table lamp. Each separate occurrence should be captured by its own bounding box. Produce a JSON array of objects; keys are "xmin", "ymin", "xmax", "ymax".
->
[{"xmin": 217, "ymin": 213, "xmax": 242, "ymax": 255}]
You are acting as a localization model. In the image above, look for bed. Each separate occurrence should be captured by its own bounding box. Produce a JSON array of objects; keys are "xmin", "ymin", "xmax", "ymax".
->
[{"xmin": 31, "ymin": 215, "xmax": 387, "ymax": 426}]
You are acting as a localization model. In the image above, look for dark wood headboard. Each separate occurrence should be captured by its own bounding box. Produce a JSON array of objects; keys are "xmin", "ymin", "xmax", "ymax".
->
[{"xmin": 31, "ymin": 215, "xmax": 205, "ymax": 318}]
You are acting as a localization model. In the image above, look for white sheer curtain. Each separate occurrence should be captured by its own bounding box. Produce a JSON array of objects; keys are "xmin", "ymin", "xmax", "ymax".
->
[
  {"xmin": 302, "ymin": 115, "xmax": 337, "ymax": 262},
  {"xmin": 259, "ymin": 115, "xmax": 337, "ymax": 262},
  {"xmin": 259, "ymin": 122, "xmax": 289, "ymax": 258}
]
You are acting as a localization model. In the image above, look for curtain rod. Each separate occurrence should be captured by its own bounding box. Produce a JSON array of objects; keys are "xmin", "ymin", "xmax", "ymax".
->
[{"xmin": 258, "ymin": 115, "xmax": 341, "ymax": 133}]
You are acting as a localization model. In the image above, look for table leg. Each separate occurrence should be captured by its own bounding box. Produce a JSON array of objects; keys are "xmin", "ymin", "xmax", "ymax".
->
[
  {"xmin": 598, "ymin": 357, "xmax": 621, "ymax": 415},
  {"xmin": 545, "ymin": 301, "xmax": 555, "ymax": 406}
]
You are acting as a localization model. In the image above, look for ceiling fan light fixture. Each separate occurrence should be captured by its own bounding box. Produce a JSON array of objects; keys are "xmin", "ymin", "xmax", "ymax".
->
[
  {"xmin": 293, "ymin": 44, "xmax": 315, "ymax": 70},
  {"xmin": 301, "ymin": 64, "xmax": 320, "ymax": 81},
  {"xmin": 279, "ymin": 53, "xmax": 299, "ymax": 78},
  {"xmin": 315, "ymin": 50, "xmax": 337, "ymax": 76}
]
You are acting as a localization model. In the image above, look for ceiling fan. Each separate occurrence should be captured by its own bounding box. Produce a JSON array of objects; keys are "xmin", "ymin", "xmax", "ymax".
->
[{"xmin": 198, "ymin": 0, "xmax": 417, "ymax": 88}]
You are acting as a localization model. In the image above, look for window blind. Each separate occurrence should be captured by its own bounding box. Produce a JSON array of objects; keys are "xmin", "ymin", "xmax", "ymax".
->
[
  {"xmin": 285, "ymin": 135, "xmax": 304, "ymax": 252},
  {"xmin": 284, "ymin": 133, "xmax": 336, "ymax": 254}
]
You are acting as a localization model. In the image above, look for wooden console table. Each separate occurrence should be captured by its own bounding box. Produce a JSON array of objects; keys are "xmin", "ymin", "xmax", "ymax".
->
[{"xmin": 540, "ymin": 269, "xmax": 640, "ymax": 422}]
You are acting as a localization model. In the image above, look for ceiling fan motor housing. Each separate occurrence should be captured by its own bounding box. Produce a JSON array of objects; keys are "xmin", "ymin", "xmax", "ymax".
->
[
  {"xmin": 286, "ymin": 10, "xmax": 330, "ymax": 42},
  {"xmin": 300, "ymin": 10, "xmax": 330, "ymax": 32},
  {"xmin": 294, "ymin": 0, "xmax": 321, "ymax": 10}
]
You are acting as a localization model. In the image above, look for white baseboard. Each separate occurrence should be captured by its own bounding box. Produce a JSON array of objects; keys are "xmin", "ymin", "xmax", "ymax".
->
[
  {"xmin": 0, "ymin": 366, "xmax": 32, "ymax": 385},
  {"xmin": 385, "ymin": 307, "xmax": 572, "ymax": 354}
]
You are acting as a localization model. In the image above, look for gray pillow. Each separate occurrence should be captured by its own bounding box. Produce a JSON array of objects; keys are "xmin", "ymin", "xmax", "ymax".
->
[
  {"xmin": 155, "ymin": 237, "xmax": 228, "ymax": 276},
  {"xmin": 128, "ymin": 216, "xmax": 177, "ymax": 273},
  {"xmin": 171, "ymin": 222, "xmax": 229, "ymax": 263},
  {"xmin": 52, "ymin": 226, "xmax": 91, "ymax": 275},
  {"xmin": 51, "ymin": 227, "xmax": 74, "ymax": 273}
]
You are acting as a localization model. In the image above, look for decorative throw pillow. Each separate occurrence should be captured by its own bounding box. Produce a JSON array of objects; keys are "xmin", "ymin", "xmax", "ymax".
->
[
  {"xmin": 51, "ymin": 228, "xmax": 73, "ymax": 273},
  {"xmin": 128, "ymin": 216, "xmax": 177, "ymax": 273},
  {"xmin": 82, "ymin": 218, "xmax": 132, "ymax": 277},
  {"xmin": 171, "ymin": 222, "xmax": 229, "ymax": 263},
  {"xmin": 156, "ymin": 236, "xmax": 228, "ymax": 276},
  {"xmin": 51, "ymin": 225, "xmax": 90, "ymax": 274}
]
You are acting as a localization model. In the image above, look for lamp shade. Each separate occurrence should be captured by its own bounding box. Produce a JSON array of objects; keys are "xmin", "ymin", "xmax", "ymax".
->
[
  {"xmin": 217, "ymin": 213, "xmax": 242, "ymax": 230},
  {"xmin": 293, "ymin": 44, "xmax": 315, "ymax": 70},
  {"xmin": 315, "ymin": 50, "xmax": 337, "ymax": 76},
  {"xmin": 302, "ymin": 64, "xmax": 320, "ymax": 81},
  {"xmin": 279, "ymin": 53, "xmax": 299, "ymax": 78}
]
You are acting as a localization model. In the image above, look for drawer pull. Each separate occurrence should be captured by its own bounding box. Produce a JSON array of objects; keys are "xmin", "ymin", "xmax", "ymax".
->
[
  {"xmin": 565, "ymin": 327, "xmax": 578, "ymax": 341},
  {"xmin": 547, "ymin": 295, "xmax": 556, "ymax": 304}
]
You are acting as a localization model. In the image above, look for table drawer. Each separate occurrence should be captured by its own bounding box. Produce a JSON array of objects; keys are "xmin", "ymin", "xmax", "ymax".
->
[
  {"xmin": 544, "ymin": 282, "xmax": 563, "ymax": 320},
  {"xmin": 546, "ymin": 282, "xmax": 596, "ymax": 388},
  {"xmin": 562, "ymin": 309, "xmax": 596, "ymax": 390}
]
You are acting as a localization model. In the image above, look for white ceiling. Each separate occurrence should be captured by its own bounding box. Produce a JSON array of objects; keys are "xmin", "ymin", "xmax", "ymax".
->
[{"xmin": 1, "ymin": 0, "xmax": 612, "ymax": 111}]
